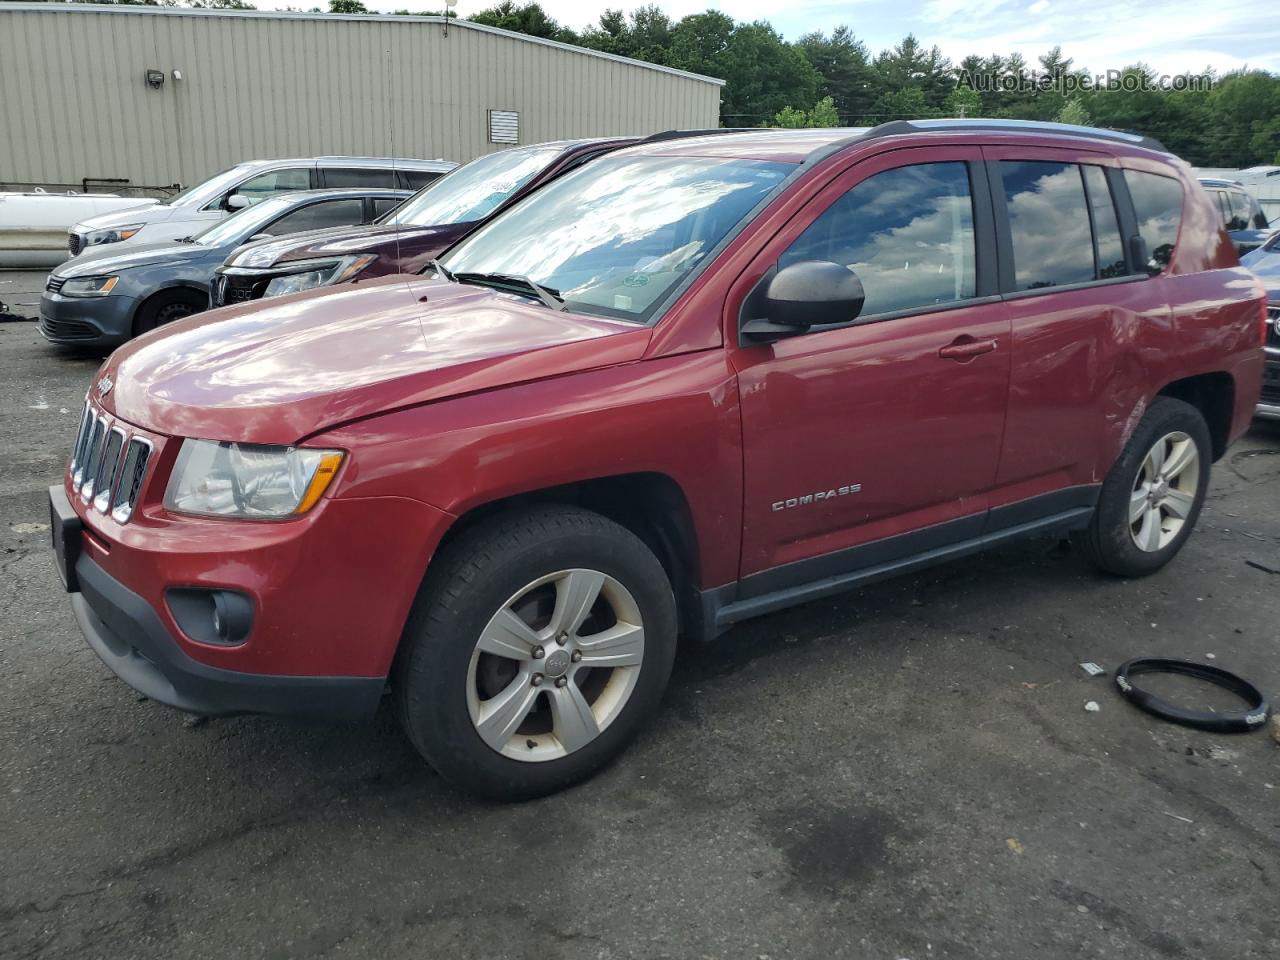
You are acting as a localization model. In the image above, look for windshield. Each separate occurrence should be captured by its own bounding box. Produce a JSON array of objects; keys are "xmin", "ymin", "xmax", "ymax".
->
[
  {"xmin": 440, "ymin": 155, "xmax": 791, "ymax": 322},
  {"xmin": 380, "ymin": 145, "xmax": 562, "ymax": 227},
  {"xmin": 162, "ymin": 165, "xmax": 250, "ymax": 207},
  {"xmin": 193, "ymin": 195, "xmax": 299, "ymax": 246}
]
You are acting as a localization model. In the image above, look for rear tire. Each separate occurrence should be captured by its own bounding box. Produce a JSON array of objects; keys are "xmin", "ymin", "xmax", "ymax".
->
[
  {"xmin": 1074, "ymin": 396, "xmax": 1211, "ymax": 577},
  {"xmin": 394, "ymin": 506, "xmax": 677, "ymax": 800}
]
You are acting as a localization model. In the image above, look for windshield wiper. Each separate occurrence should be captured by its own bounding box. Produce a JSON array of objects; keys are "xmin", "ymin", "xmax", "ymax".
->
[
  {"xmin": 426, "ymin": 258, "xmax": 456, "ymax": 282},
  {"xmin": 454, "ymin": 271, "xmax": 565, "ymax": 312}
]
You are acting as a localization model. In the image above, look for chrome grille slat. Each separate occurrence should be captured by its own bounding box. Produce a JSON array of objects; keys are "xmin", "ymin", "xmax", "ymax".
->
[
  {"xmin": 80, "ymin": 417, "xmax": 106, "ymax": 500},
  {"xmin": 69, "ymin": 405, "xmax": 93, "ymax": 476},
  {"xmin": 92, "ymin": 427, "xmax": 126, "ymax": 513},
  {"xmin": 111, "ymin": 438, "xmax": 152, "ymax": 523}
]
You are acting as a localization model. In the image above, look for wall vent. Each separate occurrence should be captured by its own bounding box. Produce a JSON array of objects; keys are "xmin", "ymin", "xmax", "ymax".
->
[{"xmin": 488, "ymin": 109, "xmax": 519, "ymax": 144}]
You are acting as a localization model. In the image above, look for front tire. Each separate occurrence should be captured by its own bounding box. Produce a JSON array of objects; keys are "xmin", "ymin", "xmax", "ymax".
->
[
  {"xmin": 1074, "ymin": 396, "xmax": 1211, "ymax": 577},
  {"xmin": 394, "ymin": 506, "xmax": 677, "ymax": 800}
]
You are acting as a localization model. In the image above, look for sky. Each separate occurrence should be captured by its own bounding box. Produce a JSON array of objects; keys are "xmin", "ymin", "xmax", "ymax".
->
[{"xmin": 254, "ymin": 0, "xmax": 1279, "ymax": 77}]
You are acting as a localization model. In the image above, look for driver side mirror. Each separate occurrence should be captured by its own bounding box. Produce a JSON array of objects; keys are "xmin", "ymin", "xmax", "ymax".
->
[
  {"xmin": 740, "ymin": 260, "xmax": 866, "ymax": 344},
  {"xmin": 226, "ymin": 193, "xmax": 250, "ymax": 211}
]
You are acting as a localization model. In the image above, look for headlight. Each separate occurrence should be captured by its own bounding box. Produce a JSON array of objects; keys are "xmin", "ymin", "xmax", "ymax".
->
[
  {"xmin": 262, "ymin": 255, "xmax": 377, "ymax": 299},
  {"xmin": 59, "ymin": 276, "xmax": 119, "ymax": 297},
  {"xmin": 164, "ymin": 440, "xmax": 344, "ymax": 519},
  {"xmin": 84, "ymin": 224, "xmax": 144, "ymax": 246}
]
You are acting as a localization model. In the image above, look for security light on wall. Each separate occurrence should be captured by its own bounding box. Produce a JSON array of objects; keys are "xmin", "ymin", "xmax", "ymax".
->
[{"xmin": 145, "ymin": 69, "xmax": 164, "ymax": 90}]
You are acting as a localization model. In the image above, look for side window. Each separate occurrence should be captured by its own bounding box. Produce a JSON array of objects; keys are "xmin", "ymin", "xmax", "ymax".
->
[
  {"xmin": 234, "ymin": 167, "xmax": 313, "ymax": 203},
  {"xmin": 1211, "ymin": 190, "xmax": 1231, "ymax": 226},
  {"xmin": 399, "ymin": 170, "xmax": 443, "ymax": 190},
  {"xmin": 321, "ymin": 167, "xmax": 397, "ymax": 188},
  {"xmin": 1081, "ymin": 165, "xmax": 1129, "ymax": 279},
  {"xmin": 1226, "ymin": 191, "xmax": 1252, "ymax": 231},
  {"xmin": 1250, "ymin": 194, "xmax": 1270, "ymax": 230},
  {"xmin": 262, "ymin": 198, "xmax": 365, "ymax": 236},
  {"xmin": 1000, "ymin": 161, "xmax": 1095, "ymax": 290},
  {"xmin": 1124, "ymin": 170, "xmax": 1183, "ymax": 274},
  {"xmin": 372, "ymin": 196, "xmax": 404, "ymax": 218},
  {"xmin": 780, "ymin": 161, "xmax": 977, "ymax": 318}
]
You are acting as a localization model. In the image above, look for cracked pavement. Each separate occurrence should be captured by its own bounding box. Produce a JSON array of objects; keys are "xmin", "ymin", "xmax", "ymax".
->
[{"xmin": 1, "ymin": 274, "xmax": 1278, "ymax": 959}]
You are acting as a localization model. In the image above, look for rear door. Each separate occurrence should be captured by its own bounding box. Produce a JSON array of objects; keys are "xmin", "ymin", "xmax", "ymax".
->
[
  {"xmin": 983, "ymin": 145, "xmax": 1169, "ymax": 519},
  {"xmin": 731, "ymin": 146, "xmax": 1012, "ymax": 586}
]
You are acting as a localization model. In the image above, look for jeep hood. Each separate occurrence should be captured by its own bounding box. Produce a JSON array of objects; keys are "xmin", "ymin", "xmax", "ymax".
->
[{"xmin": 97, "ymin": 275, "xmax": 650, "ymax": 444}]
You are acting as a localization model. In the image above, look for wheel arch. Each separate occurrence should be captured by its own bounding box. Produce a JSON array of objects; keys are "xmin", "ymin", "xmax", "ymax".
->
[
  {"xmin": 431, "ymin": 472, "xmax": 707, "ymax": 640},
  {"xmin": 1156, "ymin": 372, "xmax": 1235, "ymax": 461},
  {"xmin": 129, "ymin": 283, "xmax": 209, "ymax": 334}
]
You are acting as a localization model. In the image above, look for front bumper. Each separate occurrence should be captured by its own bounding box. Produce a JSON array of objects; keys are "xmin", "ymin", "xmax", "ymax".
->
[
  {"xmin": 53, "ymin": 483, "xmax": 387, "ymax": 719},
  {"xmin": 38, "ymin": 291, "xmax": 135, "ymax": 347}
]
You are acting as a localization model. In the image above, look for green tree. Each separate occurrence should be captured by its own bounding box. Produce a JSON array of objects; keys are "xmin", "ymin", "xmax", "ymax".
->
[
  {"xmin": 944, "ymin": 86, "xmax": 980, "ymax": 118},
  {"xmin": 1055, "ymin": 98, "xmax": 1091, "ymax": 126},
  {"xmin": 770, "ymin": 95, "xmax": 839, "ymax": 128},
  {"xmin": 328, "ymin": 0, "xmax": 368, "ymax": 12},
  {"xmin": 796, "ymin": 27, "xmax": 878, "ymax": 119},
  {"xmin": 580, "ymin": 6, "xmax": 672, "ymax": 63},
  {"xmin": 670, "ymin": 16, "xmax": 820, "ymax": 125},
  {"xmin": 468, "ymin": 2, "xmax": 577, "ymax": 43}
]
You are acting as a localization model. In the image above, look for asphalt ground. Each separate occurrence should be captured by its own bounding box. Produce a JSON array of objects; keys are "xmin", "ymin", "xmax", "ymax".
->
[{"xmin": 2, "ymin": 268, "xmax": 1279, "ymax": 960}]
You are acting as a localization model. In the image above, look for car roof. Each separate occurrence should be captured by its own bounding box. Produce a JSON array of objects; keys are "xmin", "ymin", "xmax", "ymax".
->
[
  {"xmin": 622, "ymin": 118, "xmax": 1169, "ymax": 165},
  {"xmin": 234, "ymin": 156, "xmax": 455, "ymax": 172},
  {"xmin": 263, "ymin": 188, "xmax": 412, "ymax": 206}
]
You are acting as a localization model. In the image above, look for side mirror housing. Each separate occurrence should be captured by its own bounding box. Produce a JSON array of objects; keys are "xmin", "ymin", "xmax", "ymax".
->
[
  {"xmin": 741, "ymin": 260, "xmax": 866, "ymax": 344},
  {"xmin": 226, "ymin": 193, "xmax": 250, "ymax": 211}
]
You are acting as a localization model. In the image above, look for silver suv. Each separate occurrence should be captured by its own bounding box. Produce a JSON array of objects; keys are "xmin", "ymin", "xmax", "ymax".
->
[{"xmin": 66, "ymin": 156, "xmax": 455, "ymax": 258}]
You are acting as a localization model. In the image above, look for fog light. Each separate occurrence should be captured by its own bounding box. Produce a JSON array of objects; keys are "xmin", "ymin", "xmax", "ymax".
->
[{"xmin": 167, "ymin": 588, "xmax": 254, "ymax": 646}]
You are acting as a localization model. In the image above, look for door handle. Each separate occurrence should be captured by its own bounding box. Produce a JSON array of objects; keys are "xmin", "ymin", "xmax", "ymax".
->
[{"xmin": 938, "ymin": 336, "xmax": 998, "ymax": 362}]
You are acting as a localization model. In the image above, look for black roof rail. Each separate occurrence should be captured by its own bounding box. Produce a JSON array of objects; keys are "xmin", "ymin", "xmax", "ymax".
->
[
  {"xmin": 638, "ymin": 128, "xmax": 755, "ymax": 144},
  {"xmin": 859, "ymin": 118, "xmax": 1169, "ymax": 154}
]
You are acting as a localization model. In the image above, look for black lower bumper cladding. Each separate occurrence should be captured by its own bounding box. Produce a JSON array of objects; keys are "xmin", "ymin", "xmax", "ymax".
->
[{"xmin": 1114, "ymin": 657, "xmax": 1270, "ymax": 733}]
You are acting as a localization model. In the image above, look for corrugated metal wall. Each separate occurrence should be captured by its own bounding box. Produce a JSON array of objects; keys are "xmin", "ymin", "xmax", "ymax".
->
[{"xmin": 0, "ymin": 5, "xmax": 723, "ymax": 192}]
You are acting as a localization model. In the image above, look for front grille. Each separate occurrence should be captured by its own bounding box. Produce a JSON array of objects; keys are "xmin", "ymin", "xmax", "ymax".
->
[
  {"xmin": 68, "ymin": 402, "xmax": 153, "ymax": 523},
  {"xmin": 211, "ymin": 272, "xmax": 270, "ymax": 308},
  {"xmin": 38, "ymin": 315, "xmax": 98, "ymax": 341},
  {"xmin": 68, "ymin": 232, "xmax": 83, "ymax": 257},
  {"xmin": 1262, "ymin": 362, "xmax": 1280, "ymax": 405},
  {"xmin": 46, "ymin": 275, "xmax": 66, "ymax": 294},
  {"xmin": 1268, "ymin": 304, "xmax": 1280, "ymax": 349}
]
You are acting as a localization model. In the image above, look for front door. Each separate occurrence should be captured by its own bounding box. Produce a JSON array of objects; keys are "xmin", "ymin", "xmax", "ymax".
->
[{"xmin": 729, "ymin": 146, "xmax": 1012, "ymax": 591}]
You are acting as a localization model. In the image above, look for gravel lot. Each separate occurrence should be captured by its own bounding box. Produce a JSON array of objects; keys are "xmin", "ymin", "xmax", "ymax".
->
[{"xmin": 2, "ymin": 269, "xmax": 1279, "ymax": 960}]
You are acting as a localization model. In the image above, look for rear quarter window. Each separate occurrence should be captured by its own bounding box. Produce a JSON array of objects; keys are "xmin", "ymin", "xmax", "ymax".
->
[{"xmin": 1124, "ymin": 170, "xmax": 1183, "ymax": 274}]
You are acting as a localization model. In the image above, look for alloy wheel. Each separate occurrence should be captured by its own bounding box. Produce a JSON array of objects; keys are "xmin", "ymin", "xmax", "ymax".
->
[
  {"xmin": 1129, "ymin": 430, "xmax": 1200, "ymax": 552},
  {"xmin": 466, "ymin": 568, "xmax": 645, "ymax": 762}
]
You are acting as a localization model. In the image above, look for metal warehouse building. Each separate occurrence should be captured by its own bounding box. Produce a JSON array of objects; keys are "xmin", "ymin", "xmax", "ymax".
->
[{"xmin": 0, "ymin": 3, "xmax": 723, "ymax": 194}]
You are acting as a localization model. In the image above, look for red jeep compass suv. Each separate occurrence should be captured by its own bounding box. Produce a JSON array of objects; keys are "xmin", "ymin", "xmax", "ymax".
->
[{"xmin": 51, "ymin": 120, "xmax": 1267, "ymax": 799}]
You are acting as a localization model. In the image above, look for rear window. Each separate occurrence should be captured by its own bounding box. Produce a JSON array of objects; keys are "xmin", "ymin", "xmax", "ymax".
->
[
  {"xmin": 1125, "ymin": 170, "xmax": 1183, "ymax": 274},
  {"xmin": 1000, "ymin": 161, "xmax": 1096, "ymax": 290}
]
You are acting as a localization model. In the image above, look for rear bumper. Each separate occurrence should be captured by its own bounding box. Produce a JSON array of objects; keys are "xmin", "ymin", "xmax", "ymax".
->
[{"xmin": 72, "ymin": 549, "xmax": 385, "ymax": 720}]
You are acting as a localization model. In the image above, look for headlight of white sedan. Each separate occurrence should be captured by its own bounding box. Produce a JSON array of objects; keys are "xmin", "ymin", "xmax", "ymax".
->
[
  {"xmin": 84, "ymin": 224, "xmax": 144, "ymax": 246},
  {"xmin": 164, "ymin": 440, "xmax": 344, "ymax": 519},
  {"xmin": 262, "ymin": 254, "xmax": 377, "ymax": 299}
]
